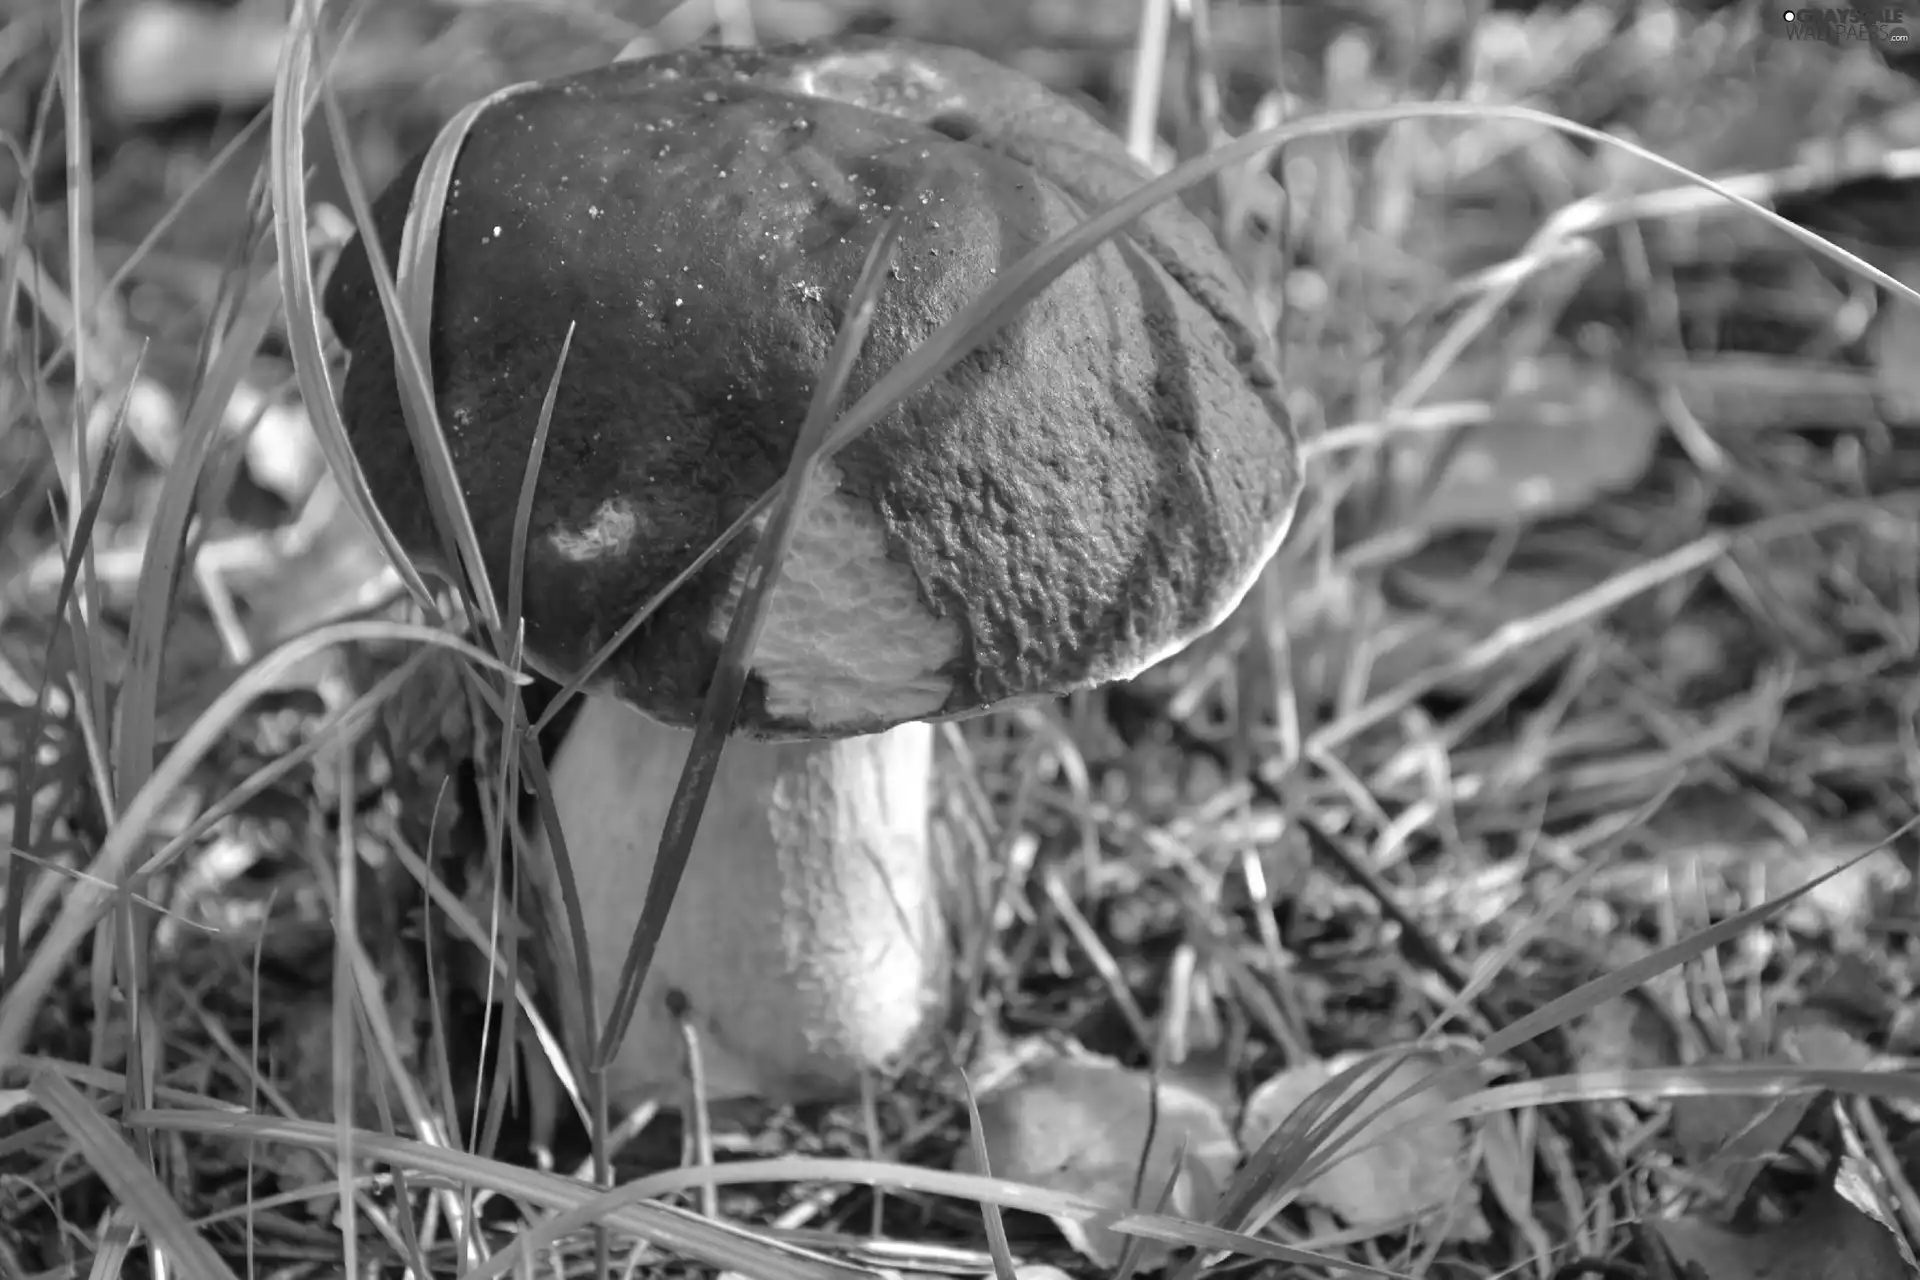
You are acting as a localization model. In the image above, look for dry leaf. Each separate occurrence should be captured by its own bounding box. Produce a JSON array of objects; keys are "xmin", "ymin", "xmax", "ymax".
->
[
  {"xmin": 1238, "ymin": 1047, "xmax": 1491, "ymax": 1242},
  {"xmin": 1670, "ymin": 1013, "xmax": 1879, "ymax": 1207},
  {"xmin": 1653, "ymin": 1185, "xmax": 1919, "ymax": 1280},
  {"xmin": 955, "ymin": 1050, "xmax": 1238, "ymax": 1269},
  {"xmin": 1669, "ymin": 1054, "xmax": 1813, "ymax": 1206},
  {"xmin": 1804, "ymin": 954, "xmax": 1904, "ymax": 1032},
  {"xmin": 1403, "ymin": 350, "xmax": 1661, "ymax": 532},
  {"xmin": 1775, "ymin": 1009, "xmax": 1876, "ymax": 1072},
  {"xmin": 1570, "ymin": 992, "xmax": 1684, "ymax": 1075},
  {"xmin": 1834, "ymin": 1155, "xmax": 1920, "ymax": 1275}
]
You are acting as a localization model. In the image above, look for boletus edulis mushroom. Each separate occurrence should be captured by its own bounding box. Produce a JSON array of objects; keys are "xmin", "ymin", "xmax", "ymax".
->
[{"xmin": 325, "ymin": 36, "xmax": 1302, "ymax": 1111}]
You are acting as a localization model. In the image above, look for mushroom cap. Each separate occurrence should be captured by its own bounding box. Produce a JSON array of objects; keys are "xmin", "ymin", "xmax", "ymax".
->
[{"xmin": 327, "ymin": 36, "xmax": 1301, "ymax": 739}]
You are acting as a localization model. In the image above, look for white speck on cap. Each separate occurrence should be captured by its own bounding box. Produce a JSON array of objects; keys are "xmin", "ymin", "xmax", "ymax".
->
[{"xmin": 548, "ymin": 496, "xmax": 641, "ymax": 563}]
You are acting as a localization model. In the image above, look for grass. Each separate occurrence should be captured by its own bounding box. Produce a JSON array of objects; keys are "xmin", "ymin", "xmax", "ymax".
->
[{"xmin": 2, "ymin": 0, "xmax": 1919, "ymax": 1277}]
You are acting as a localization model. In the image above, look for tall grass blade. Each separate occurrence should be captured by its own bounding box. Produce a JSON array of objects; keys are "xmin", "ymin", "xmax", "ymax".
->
[
  {"xmin": 957, "ymin": 1067, "xmax": 1019, "ymax": 1280},
  {"xmin": 4, "ymin": 355, "xmax": 136, "ymax": 987},
  {"xmin": 321, "ymin": 77, "xmax": 528, "ymax": 636},
  {"xmin": 506, "ymin": 325, "xmax": 573, "ymax": 644},
  {"xmin": 32, "ymin": 1072, "xmax": 242, "ymax": 1280},
  {"xmin": 592, "ymin": 204, "xmax": 914, "ymax": 1067},
  {"xmin": 115, "ymin": 281, "xmax": 278, "ymax": 809},
  {"xmin": 1195, "ymin": 1047, "xmax": 1419, "ymax": 1264},
  {"xmin": 269, "ymin": 0, "xmax": 436, "ymax": 611},
  {"xmin": 516, "ymin": 743, "xmax": 614, "ymax": 1203}
]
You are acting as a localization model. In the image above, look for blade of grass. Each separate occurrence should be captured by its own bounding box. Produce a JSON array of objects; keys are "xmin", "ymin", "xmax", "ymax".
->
[
  {"xmin": 515, "ymin": 745, "xmax": 601, "ymax": 1110},
  {"xmin": 1114, "ymin": 1131, "xmax": 1189, "ymax": 1280},
  {"xmin": 51, "ymin": 0, "xmax": 114, "ymax": 950},
  {"xmin": 1125, "ymin": 0, "xmax": 1173, "ymax": 165},
  {"xmin": 269, "ymin": 0, "xmax": 436, "ymax": 612},
  {"xmin": 592, "ymin": 202, "xmax": 914, "ymax": 1067},
  {"xmin": 319, "ymin": 769, "xmax": 451, "ymax": 1278},
  {"xmin": 331, "ymin": 752, "xmax": 361, "ymax": 1275},
  {"xmin": 1191, "ymin": 1046, "xmax": 1420, "ymax": 1274},
  {"xmin": 957, "ymin": 1067, "xmax": 1019, "ymax": 1280},
  {"xmin": 4, "ymin": 352, "xmax": 137, "ymax": 987},
  {"xmin": 115, "ymin": 276, "xmax": 279, "ymax": 812},
  {"xmin": 56, "ymin": 0, "xmax": 95, "ymax": 596},
  {"xmin": 516, "ymin": 735, "xmax": 615, "ymax": 1269},
  {"xmin": 1320, "ymin": 1063, "xmax": 1920, "ymax": 1161},
  {"xmin": 31, "ymin": 1072, "xmax": 242, "ymax": 1280},
  {"xmin": 506, "ymin": 324, "xmax": 573, "ymax": 645},
  {"xmin": 319, "ymin": 67, "xmax": 524, "ymax": 637},
  {"xmin": 0, "ymin": 1057, "xmax": 242, "ymax": 1111},
  {"xmin": 495, "ymin": 325, "xmax": 604, "ymax": 1199}
]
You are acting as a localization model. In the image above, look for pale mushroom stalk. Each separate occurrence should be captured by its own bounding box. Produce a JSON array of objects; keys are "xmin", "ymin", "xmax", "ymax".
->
[
  {"xmin": 544, "ymin": 706, "xmax": 942, "ymax": 1106},
  {"xmin": 327, "ymin": 36, "xmax": 1302, "ymax": 1114}
]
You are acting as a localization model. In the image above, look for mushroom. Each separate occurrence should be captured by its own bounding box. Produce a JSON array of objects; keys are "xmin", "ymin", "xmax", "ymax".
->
[{"xmin": 325, "ymin": 36, "xmax": 1301, "ymax": 1111}]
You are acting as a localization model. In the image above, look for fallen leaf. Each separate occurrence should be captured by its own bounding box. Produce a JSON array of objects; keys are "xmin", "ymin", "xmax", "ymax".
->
[
  {"xmin": 1401, "ymin": 349, "xmax": 1661, "ymax": 532},
  {"xmin": 1834, "ymin": 1155, "xmax": 1920, "ymax": 1276},
  {"xmin": 1775, "ymin": 1008, "xmax": 1875, "ymax": 1071},
  {"xmin": 1674, "ymin": 1009, "xmax": 1884, "ymax": 1205},
  {"xmin": 1803, "ymin": 954, "xmax": 1903, "ymax": 1031},
  {"xmin": 1238, "ymin": 1047, "xmax": 1491, "ymax": 1242},
  {"xmin": 1670, "ymin": 1055, "xmax": 1813, "ymax": 1205},
  {"xmin": 1652, "ymin": 1185, "xmax": 1918, "ymax": 1279},
  {"xmin": 1570, "ymin": 992, "xmax": 1685, "ymax": 1075},
  {"xmin": 955, "ymin": 1049, "xmax": 1239, "ymax": 1269}
]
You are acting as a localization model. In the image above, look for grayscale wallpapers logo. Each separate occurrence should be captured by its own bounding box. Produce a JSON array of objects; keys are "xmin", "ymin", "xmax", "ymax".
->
[{"xmin": 1777, "ymin": 7, "xmax": 1910, "ymax": 42}]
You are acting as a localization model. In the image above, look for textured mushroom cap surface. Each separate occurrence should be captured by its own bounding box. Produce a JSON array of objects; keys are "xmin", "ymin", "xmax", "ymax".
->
[{"xmin": 328, "ymin": 36, "xmax": 1300, "ymax": 738}]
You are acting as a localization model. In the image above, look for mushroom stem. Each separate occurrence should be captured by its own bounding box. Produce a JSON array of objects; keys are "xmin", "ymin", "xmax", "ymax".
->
[{"xmin": 533, "ymin": 695, "xmax": 947, "ymax": 1109}]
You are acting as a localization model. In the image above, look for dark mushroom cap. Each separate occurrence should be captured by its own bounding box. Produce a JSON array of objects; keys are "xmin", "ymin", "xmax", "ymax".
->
[{"xmin": 327, "ymin": 36, "xmax": 1301, "ymax": 739}]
